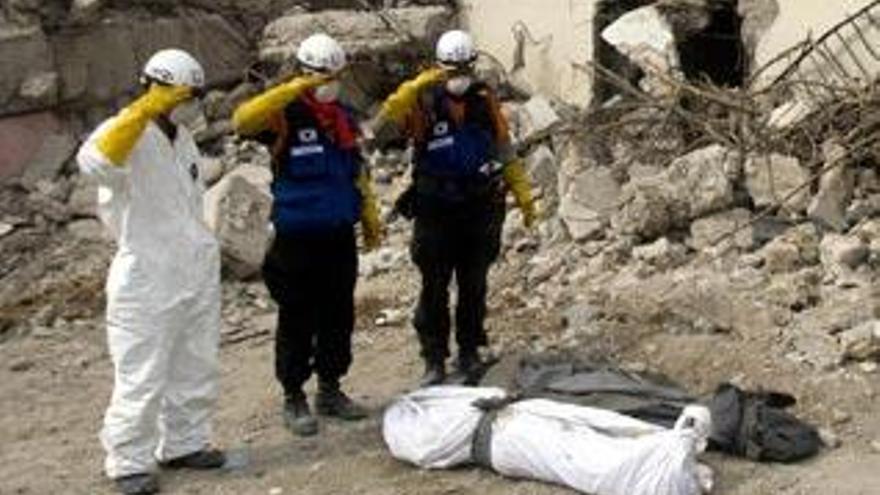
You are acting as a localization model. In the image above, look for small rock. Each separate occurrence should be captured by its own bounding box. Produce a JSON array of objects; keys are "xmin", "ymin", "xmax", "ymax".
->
[
  {"xmin": 870, "ymin": 439, "xmax": 880, "ymax": 454},
  {"xmin": 760, "ymin": 238, "xmax": 801, "ymax": 273},
  {"xmin": 744, "ymin": 153, "xmax": 811, "ymax": 213},
  {"xmin": 67, "ymin": 219, "xmax": 104, "ymax": 239},
  {"xmin": 519, "ymin": 95, "xmax": 562, "ymax": 142},
  {"xmin": 831, "ymin": 408, "xmax": 852, "ymax": 426},
  {"xmin": 201, "ymin": 157, "xmax": 225, "ymax": 186},
  {"xmin": 819, "ymin": 428, "xmax": 841, "ymax": 449},
  {"xmin": 0, "ymin": 222, "xmax": 14, "ymax": 238},
  {"xmin": 632, "ymin": 237, "xmax": 687, "ymax": 271},
  {"xmin": 689, "ymin": 208, "xmax": 753, "ymax": 252},
  {"xmin": 840, "ymin": 320, "xmax": 880, "ymax": 361},
  {"xmin": 269, "ymin": 488, "xmax": 283, "ymax": 495},
  {"xmin": 375, "ymin": 308, "xmax": 407, "ymax": 327},
  {"xmin": 559, "ymin": 196, "xmax": 604, "ymax": 242},
  {"xmin": 9, "ymin": 359, "xmax": 34, "ymax": 372},
  {"xmin": 666, "ymin": 145, "xmax": 737, "ymax": 218},
  {"xmin": 562, "ymin": 302, "xmax": 599, "ymax": 334},
  {"xmin": 820, "ymin": 234, "xmax": 868, "ymax": 278},
  {"xmin": 18, "ymin": 71, "xmax": 59, "ymax": 105},
  {"xmin": 860, "ymin": 361, "xmax": 878, "ymax": 374},
  {"xmin": 808, "ymin": 140, "xmax": 854, "ymax": 232}
]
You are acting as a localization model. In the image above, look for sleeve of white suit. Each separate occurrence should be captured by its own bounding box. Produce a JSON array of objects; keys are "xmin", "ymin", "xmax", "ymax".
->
[{"xmin": 76, "ymin": 118, "xmax": 131, "ymax": 185}]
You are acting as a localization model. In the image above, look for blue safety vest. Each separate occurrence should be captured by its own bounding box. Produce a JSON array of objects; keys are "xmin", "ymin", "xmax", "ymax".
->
[
  {"xmin": 271, "ymin": 100, "xmax": 361, "ymax": 235},
  {"xmin": 413, "ymin": 84, "xmax": 501, "ymax": 205}
]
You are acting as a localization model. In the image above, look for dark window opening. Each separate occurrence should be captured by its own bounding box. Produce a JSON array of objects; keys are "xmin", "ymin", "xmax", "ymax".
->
[
  {"xmin": 592, "ymin": 0, "xmax": 655, "ymax": 107},
  {"xmin": 592, "ymin": 0, "xmax": 746, "ymax": 106},
  {"xmin": 676, "ymin": 0, "xmax": 746, "ymax": 87}
]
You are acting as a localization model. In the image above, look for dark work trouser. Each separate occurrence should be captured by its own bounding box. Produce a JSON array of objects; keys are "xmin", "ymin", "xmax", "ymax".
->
[
  {"xmin": 410, "ymin": 201, "xmax": 504, "ymax": 364},
  {"xmin": 262, "ymin": 226, "xmax": 357, "ymax": 398}
]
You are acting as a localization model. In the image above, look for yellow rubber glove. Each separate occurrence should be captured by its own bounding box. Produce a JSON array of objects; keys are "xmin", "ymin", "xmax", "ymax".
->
[
  {"xmin": 96, "ymin": 84, "xmax": 192, "ymax": 166},
  {"xmin": 356, "ymin": 170, "xmax": 383, "ymax": 250},
  {"xmin": 378, "ymin": 67, "xmax": 448, "ymax": 125},
  {"xmin": 232, "ymin": 75, "xmax": 327, "ymax": 136},
  {"xmin": 503, "ymin": 159, "xmax": 537, "ymax": 228}
]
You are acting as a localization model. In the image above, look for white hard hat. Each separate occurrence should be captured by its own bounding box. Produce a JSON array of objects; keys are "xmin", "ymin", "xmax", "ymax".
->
[
  {"xmin": 436, "ymin": 30, "xmax": 477, "ymax": 67},
  {"xmin": 142, "ymin": 48, "xmax": 205, "ymax": 88},
  {"xmin": 296, "ymin": 33, "xmax": 347, "ymax": 74}
]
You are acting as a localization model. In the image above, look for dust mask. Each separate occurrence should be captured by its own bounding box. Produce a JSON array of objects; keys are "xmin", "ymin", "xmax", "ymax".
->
[
  {"xmin": 314, "ymin": 80, "xmax": 341, "ymax": 103},
  {"xmin": 446, "ymin": 75, "xmax": 473, "ymax": 96}
]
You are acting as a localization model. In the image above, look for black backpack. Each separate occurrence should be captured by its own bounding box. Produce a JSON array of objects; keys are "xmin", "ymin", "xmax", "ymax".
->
[{"xmin": 708, "ymin": 383, "xmax": 822, "ymax": 463}]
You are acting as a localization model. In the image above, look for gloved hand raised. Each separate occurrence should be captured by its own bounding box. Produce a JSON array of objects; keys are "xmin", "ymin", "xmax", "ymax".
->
[
  {"xmin": 96, "ymin": 83, "xmax": 193, "ymax": 166},
  {"xmin": 135, "ymin": 83, "xmax": 193, "ymax": 118},
  {"xmin": 232, "ymin": 74, "xmax": 329, "ymax": 136}
]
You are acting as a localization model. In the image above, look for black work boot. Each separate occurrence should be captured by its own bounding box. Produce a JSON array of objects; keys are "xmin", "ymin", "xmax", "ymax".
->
[
  {"xmin": 283, "ymin": 392, "xmax": 319, "ymax": 436},
  {"xmin": 420, "ymin": 360, "xmax": 446, "ymax": 387},
  {"xmin": 315, "ymin": 380, "xmax": 368, "ymax": 420},
  {"xmin": 457, "ymin": 352, "xmax": 483, "ymax": 386},
  {"xmin": 114, "ymin": 473, "xmax": 159, "ymax": 495},
  {"xmin": 161, "ymin": 448, "xmax": 226, "ymax": 470}
]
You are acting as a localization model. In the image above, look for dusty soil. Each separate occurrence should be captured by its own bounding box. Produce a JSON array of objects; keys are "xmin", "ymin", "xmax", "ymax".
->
[{"xmin": 2, "ymin": 226, "xmax": 880, "ymax": 495}]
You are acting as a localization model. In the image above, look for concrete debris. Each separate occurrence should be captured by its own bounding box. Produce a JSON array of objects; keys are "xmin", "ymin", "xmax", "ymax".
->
[
  {"xmin": 518, "ymin": 96, "xmax": 562, "ymax": 143},
  {"xmin": 201, "ymin": 157, "xmax": 226, "ymax": 187},
  {"xmin": 559, "ymin": 166, "xmax": 619, "ymax": 242},
  {"xmin": 204, "ymin": 165, "xmax": 274, "ymax": 280},
  {"xmin": 601, "ymin": 5, "xmax": 681, "ymax": 98},
  {"xmin": 567, "ymin": 167, "xmax": 621, "ymax": 214},
  {"xmin": 360, "ymin": 247, "xmax": 408, "ymax": 278},
  {"xmin": 689, "ymin": 208, "xmax": 753, "ymax": 253},
  {"xmin": 633, "ymin": 237, "xmax": 688, "ymax": 271},
  {"xmin": 611, "ymin": 176, "xmax": 685, "ymax": 241},
  {"xmin": 820, "ymin": 234, "xmax": 868, "ymax": 279},
  {"xmin": 66, "ymin": 218, "xmax": 104, "ymax": 239},
  {"xmin": 818, "ymin": 428, "xmax": 841, "ymax": 449},
  {"xmin": 666, "ymin": 145, "xmax": 737, "ymax": 219},
  {"xmin": 259, "ymin": 7, "xmax": 452, "ymax": 64},
  {"xmin": 524, "ymin": 145, "xmax": 558, "ymax": 208},
  {"xmin": 839, "ymin": 320, "xmax": 880, "ymax": 362},
  {"xmin": 808, "ymin": 140, "xmax": 854, "ymax": 232},
  {"xmin": 559, "ymin": 196, "xmax": 604, "ymax": 243},
  {"xmin": 18, "ymin": 71, "xmax": 59, "ymax": 106},
  {"xmin": 744, "ymin": 154, "xmax": 811, "ymax": 213}
]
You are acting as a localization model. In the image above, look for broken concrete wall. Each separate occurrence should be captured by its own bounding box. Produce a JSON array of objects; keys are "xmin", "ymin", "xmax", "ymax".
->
[{"xmin": 459, "ymin": 0, "xmax": 594, "ymax": 107}]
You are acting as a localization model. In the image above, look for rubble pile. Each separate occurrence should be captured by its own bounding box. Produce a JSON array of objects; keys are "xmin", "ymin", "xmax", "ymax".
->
[
  {"xmin": 0, "ymin": 0, "xmax": 452, "ymax": 335},
  {"xmin": 3, "ymin": 0, "xmax": 880, "ymax": 385},
  {"xmin": 475, "ymin": 46, "xmax": 880, "ymax": 375}
]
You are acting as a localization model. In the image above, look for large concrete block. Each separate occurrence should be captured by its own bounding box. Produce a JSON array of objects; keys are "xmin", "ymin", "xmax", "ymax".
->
[
  {"xmin": 204, "ymin": 164, "xmax": 273, "ymax": 280},
  {"xmin": 0, "ymin": 27, "xmax": 56, "ymax": 115},
  {"xmin": 260, "ymin": 6, "xmax": 453, "ymax": 64},
  {"xmin": 52, "ymin": 14, "xmax": 253, "ymax": 110}
]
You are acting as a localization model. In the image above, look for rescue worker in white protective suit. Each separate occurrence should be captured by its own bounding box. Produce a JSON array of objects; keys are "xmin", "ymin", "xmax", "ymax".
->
[{"xmin": 76, "ymin": 49, "xmax": 225, "ymax": 495}]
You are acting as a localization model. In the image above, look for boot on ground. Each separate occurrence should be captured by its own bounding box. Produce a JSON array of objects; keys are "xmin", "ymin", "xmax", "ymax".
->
[
  {"xmin": 315, "ymin": 381, "xmax": 368, "ymax": 420},
  {"xmin": 283, "ymin": 392, "xmax": 319, "ymax": 436},
  {"xmin": 161, "ymin": 448, "xmax": 226, "ymax": 470},
  {"xmin": 420, "ymin": 360, "xmax": 446, "ymax": 387},
  {"xmin": 114, "ymin": 473, "xmax": 159, "ymax": 495}
]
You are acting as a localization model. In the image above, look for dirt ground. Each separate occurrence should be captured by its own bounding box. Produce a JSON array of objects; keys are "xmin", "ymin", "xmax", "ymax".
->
[{"xmin": 2, "ymin": 234, "xmax": 880, "ymax": 495}]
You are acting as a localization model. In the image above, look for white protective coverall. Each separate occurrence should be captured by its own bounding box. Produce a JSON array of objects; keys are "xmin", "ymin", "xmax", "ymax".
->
[{"xmin": 77, "ymin": 119, "xmax": 221, "ymax": 478}]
